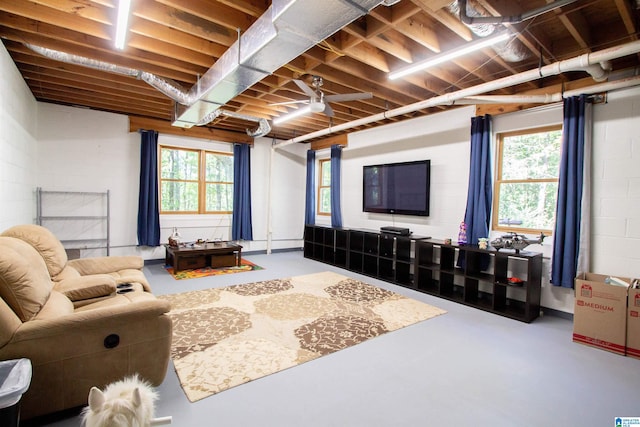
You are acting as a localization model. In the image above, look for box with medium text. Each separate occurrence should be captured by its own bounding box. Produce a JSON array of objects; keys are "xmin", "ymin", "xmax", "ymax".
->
[
  {"xmin": 627, "ymin": 287, "xmax": 640, "ymax": 359},
  {"xmin": 573, "ymin": 273, "xmax": 630, "ymax": 356}
]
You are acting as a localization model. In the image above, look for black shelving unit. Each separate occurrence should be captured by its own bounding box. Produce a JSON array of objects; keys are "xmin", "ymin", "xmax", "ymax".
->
[
  {"xmin": 305, "ymin": 225, "xmax": 427, "ymax": 287},
  {"xmin": 303, "ymin": 225, "xmax": 348, "ymax": 269},
  {"xmin": 303, "ymin": 227, "xmax": 543, "ymax": 323},
  {"xmin": 347, "ymin": 229, "xmax": 380, "ymax": 277},
  {"xmin": 414, "ymin": 240, "xmax": 542, "ymax": 323}
]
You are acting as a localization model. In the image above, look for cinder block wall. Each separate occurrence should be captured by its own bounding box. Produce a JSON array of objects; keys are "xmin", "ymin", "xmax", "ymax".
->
[
  {"xmin": 592, "ymin": 87, "xmax": 640, "ymax": 277},
  {"xmin": 0, "ymin": 43, "xmax": 38, "ymax": 231}
]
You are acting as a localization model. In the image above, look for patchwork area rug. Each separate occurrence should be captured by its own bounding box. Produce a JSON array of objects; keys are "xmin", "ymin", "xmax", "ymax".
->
[
  {"xmin": 158, "ymin": 271, "xmax": 446, "ymax": 402},
  {"xmin": 164, "ymin": 259, "xmax": 263, "ymax": 280}
]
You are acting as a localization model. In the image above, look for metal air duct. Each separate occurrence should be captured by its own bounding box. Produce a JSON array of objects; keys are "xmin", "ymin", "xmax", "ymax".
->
[
  {"xmin": 196, "ymin": 109, "xmax": 272, "ymax": 138},
  {"xmin": 24, "ymin": 44, "xmax": 271, "ymax": 137},
  {"xmin": 458, "ymin": 0, "xmax": 580, "ymax": 25},
  {"xmin": 172, "ymin": 0, "xmax": 386, "ymax": 128},
  {"xmin": 448, "ymin": 1, "xmax": 529, "ymax": 62},
  {"xmin": 24, "ymin": 44, "xmax": 194, "ymax": 105}
]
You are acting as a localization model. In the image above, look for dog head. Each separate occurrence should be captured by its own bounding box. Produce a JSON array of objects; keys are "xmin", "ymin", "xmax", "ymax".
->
[{"xmin": 81, "ymin": 375, "xmax": 157, "ymax": 427}]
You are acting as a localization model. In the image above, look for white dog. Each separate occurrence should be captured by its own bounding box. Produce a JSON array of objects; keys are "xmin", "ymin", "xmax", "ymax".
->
[{"xmin": 81, "ymin": 375, "xmax": 171, "ymax": 427}]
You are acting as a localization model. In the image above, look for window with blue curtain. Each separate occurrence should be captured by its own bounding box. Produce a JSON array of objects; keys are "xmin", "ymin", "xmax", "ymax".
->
[
  {"xmin": 330, "ymin": 144, "xmax": 343, "ymax": 228},
  {"xmin": 137, "ymin": 129, "xmax": 160, "ymax": 246},
  {"xmin": 305, "ymin": 150, "xmax": 316, "ymax": 225},
  {"xmin": 232, "ymin": 143, "xmax": 253, "ymax": 240},
  {"xmin": 458, "ymin": 114, "xmax": 493, "ymax": 269},
  {"xmin": 551, "ymin": 94, "xmax": 589, "ymax": 288}
]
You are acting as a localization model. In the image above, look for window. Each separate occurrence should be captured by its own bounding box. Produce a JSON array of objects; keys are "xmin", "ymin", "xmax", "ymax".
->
[
  {"xmin": 160, "ymin": 146, "xmax": 233, "ymax": 214},
  {"xmin": 317, "ymin": 159, "xmax": 331, "ymax": 215},
  {"xmin": 492, "ymin": 125, "xmax": 562, "ymax": 234}
]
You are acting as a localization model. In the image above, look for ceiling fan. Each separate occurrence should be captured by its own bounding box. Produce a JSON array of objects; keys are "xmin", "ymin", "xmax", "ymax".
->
[{"xmin": 271, "ymin": 76, "xmax": 373, "ymax": 118}]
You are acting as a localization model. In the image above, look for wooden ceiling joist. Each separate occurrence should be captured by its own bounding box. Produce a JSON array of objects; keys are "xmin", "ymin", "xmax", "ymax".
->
[{"xmin": 129, "ymin": 116, "xmax": 253, "ymax": 144}]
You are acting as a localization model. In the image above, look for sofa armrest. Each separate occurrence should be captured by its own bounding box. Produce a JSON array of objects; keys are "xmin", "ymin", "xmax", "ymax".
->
[
  {"xmin": 67, "ymin": 256, "xmax": 144, "ymax": 275},
  {"xmin": 53, "ymin": 275, "xmax": 117, "ymax": 302},
  {"xmin": 13, "ymin": 299, "xmax": 171, "ymax": 342}
]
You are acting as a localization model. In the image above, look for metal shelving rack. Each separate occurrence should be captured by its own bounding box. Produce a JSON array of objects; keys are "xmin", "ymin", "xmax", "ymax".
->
[{"xmin": 36, "ymin": 188, "xmax": 110, "ymax": 255}]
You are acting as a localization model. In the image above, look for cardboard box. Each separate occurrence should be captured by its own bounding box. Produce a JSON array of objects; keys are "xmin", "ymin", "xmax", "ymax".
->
[
  {"xmin": 573, "ymin": 273, "xmax": 630, "ymax": 356},
  {"xmin": 627, "ymin": 286, "xmax": 640, "ymax": 359}
]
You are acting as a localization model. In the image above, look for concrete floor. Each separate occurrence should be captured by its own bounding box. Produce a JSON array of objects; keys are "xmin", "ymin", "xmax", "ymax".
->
[{"xmin": 34, "ymin": 250, "xmax": 640, "ymax": 427}]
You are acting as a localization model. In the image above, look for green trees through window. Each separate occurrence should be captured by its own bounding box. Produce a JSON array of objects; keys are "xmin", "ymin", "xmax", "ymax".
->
[
  {"xmin": 317, "ymin": 159, "xmax": 331, "ymax": 215},
  {"xmin": 160, "ymin": 146, "xmax": 233, "ymax": 214},
  {"xmin": 205, "ymin": 152, "xmax": 233, "ymax": 212},
  {"xmin": 493, "ymin": 125, "xmax": 562, "ymax": 234}
]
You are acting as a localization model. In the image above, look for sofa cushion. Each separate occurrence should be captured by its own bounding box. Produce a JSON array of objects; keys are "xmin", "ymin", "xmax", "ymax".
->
[
  {"xmin": 67, "ymin": 256, "xmax": 144, "ymax": 275},
  {"xmin": 0, "ymin": 237, "xmax": 53, "ymax": 321},
  {"xmin": 34, "ymin": 290, "xmax": 74, "ymax": 320},
  {"xmin": 2, "ymin": 224, "xmax": 68, "ymax": 277},
  {"xmin": 53, "ymin": 265, "xmax": 81, "ymax": 282}
]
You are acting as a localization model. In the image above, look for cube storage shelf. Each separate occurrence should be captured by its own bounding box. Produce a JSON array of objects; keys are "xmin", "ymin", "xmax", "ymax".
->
[
  {"xmin": 303, "ymin": 225, "xmax": 349, "ymax": 269},
  {"xmin": 304, "ymin": 225, "xmax": 418, "ymax": 286},
  {"xmin": 415, "ymin": 240, "xmax": 542, "ymax": 323},
  {"xmin": 303, "ymin": 225, "xmax": 543, "ymax": 323}
]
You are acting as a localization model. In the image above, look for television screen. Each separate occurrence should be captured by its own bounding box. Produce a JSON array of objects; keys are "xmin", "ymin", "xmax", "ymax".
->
[{"xmin": 363, "ymin": 160, "xmax": 430, "ymax": 216}]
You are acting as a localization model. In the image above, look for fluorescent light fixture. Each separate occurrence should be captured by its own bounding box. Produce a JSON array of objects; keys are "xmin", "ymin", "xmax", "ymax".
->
[
  {"xmin": 114, "ymin": 0, "xmax": 131, "ymax": 50},
  {"xmin": 273, "ymin": 105, "xmax": 311, "ymax": 125},
  {"xmin": 389, "ymin": 31, "xmax": 513, "ymax": 80}
]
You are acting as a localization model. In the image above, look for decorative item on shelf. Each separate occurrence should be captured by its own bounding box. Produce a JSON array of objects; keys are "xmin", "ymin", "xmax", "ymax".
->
[
  {"xmin": 507, "ymin": 277, "xmax": 524, "ymax": 286},
  {"xmin": 457, "ymin": 222, "xmax": 467, "ymax": 245},
  {"xmin": 490, "ymin": 232, "xmax": 546, "ymax": 254},
  {"xmin": 168, "ymin": 227, "xmax": 181, "ymax": 247},
  {"xmin": 478, "ymin": 237, "xmax": 489, "ymax": 250}
]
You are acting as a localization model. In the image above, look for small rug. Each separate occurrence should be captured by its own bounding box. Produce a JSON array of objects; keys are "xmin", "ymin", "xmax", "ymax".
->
[
  {"xmin": 164, "ymin": 259, "xmax": 263, "ymax": 280},
  {"xmin": 158, "ymin": 271, "xmax": 446, "ymax": 402}
]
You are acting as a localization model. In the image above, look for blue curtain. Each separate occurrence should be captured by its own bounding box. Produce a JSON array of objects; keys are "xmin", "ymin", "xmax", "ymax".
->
[
  {"xmin": 137, "ymin": 130, "xmax": 160, "ymax": 246},
  {"xmin": 551, "ymin": 95, "xmax": 588, "ymax": 288},
  {"xmin": 458, "ymin": 115, "xmax": 493, "ymax": 268},
  {"xmin": 330, "ymin": 144, "xmax": 343, "ymax": 228},
  {"xmin": 305, "ymin": 150, "xmax": 316, "ymax": 225},
  {"xmin": 232, "ymin": 143, "xmax": 253, "ymax": 240}
]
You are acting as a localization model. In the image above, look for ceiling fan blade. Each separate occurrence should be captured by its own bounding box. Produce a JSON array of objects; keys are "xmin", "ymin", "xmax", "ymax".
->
[
  {"xmin": 293, "ymin": 79, "xmax": 318, "ymax": 98},
  {"xmin": 323, "ymin": 103, "xmax": 335, "ymax": 117},
  {"xmin": 324, "ymin": 92, "xmax": 373, "ymax": 103},
  {"xmin": 269, "ymin": 100, "xmax": 309, "ymax": 106}
]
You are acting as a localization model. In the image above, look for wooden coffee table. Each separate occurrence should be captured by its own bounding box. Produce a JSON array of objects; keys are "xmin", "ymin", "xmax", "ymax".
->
[{"xmin": 165, "ymin": 242, "xmax": 243, "ymax": 272}]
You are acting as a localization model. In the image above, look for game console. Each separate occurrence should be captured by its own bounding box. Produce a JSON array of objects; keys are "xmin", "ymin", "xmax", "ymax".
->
[{"xmin": 380, "ymin": 226, "xmax": 411, "ymax": 236}]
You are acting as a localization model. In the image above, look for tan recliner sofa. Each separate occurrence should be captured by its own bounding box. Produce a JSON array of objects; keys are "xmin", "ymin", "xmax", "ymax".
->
[
  {"xmin": 2, "ymin": 224, "xmax": 152, "ymax": 307},
  {"xmin": 0, "ymin": 225, "xmax": 172, "ymax": 420}
]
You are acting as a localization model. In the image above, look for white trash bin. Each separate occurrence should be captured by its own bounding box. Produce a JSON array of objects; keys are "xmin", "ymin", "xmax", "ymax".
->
[{"xmin": 0, "ymin": 359, "xmax": 32, "ymax": 427}]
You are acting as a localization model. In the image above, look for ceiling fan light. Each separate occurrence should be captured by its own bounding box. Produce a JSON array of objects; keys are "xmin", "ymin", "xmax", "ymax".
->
[{"xmin": 309, "ymin": 102, "xmax": 325, "ymax": 113}]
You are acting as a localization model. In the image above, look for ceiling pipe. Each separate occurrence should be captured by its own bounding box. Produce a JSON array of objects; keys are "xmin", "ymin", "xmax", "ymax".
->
[
  {"xmin": 274, "ymin": 39, "xmax": 640, "ymax": 148},
  {"xmin": 458, "ymin": 0, "xmax": 580, "ymax": 25},
  {"xmin": 456, "ymin": 74, "xmax": 640, "ymax": 104},
  {"xmin": 583, "ymin": 61, "xmax": 613, "ymax": 82}
]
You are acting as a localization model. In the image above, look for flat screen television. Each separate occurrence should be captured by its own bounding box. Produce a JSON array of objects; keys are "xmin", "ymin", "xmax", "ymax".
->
[{"xmin": 363, "ymin": 160, "xmax": 430, "ymax": 216}]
